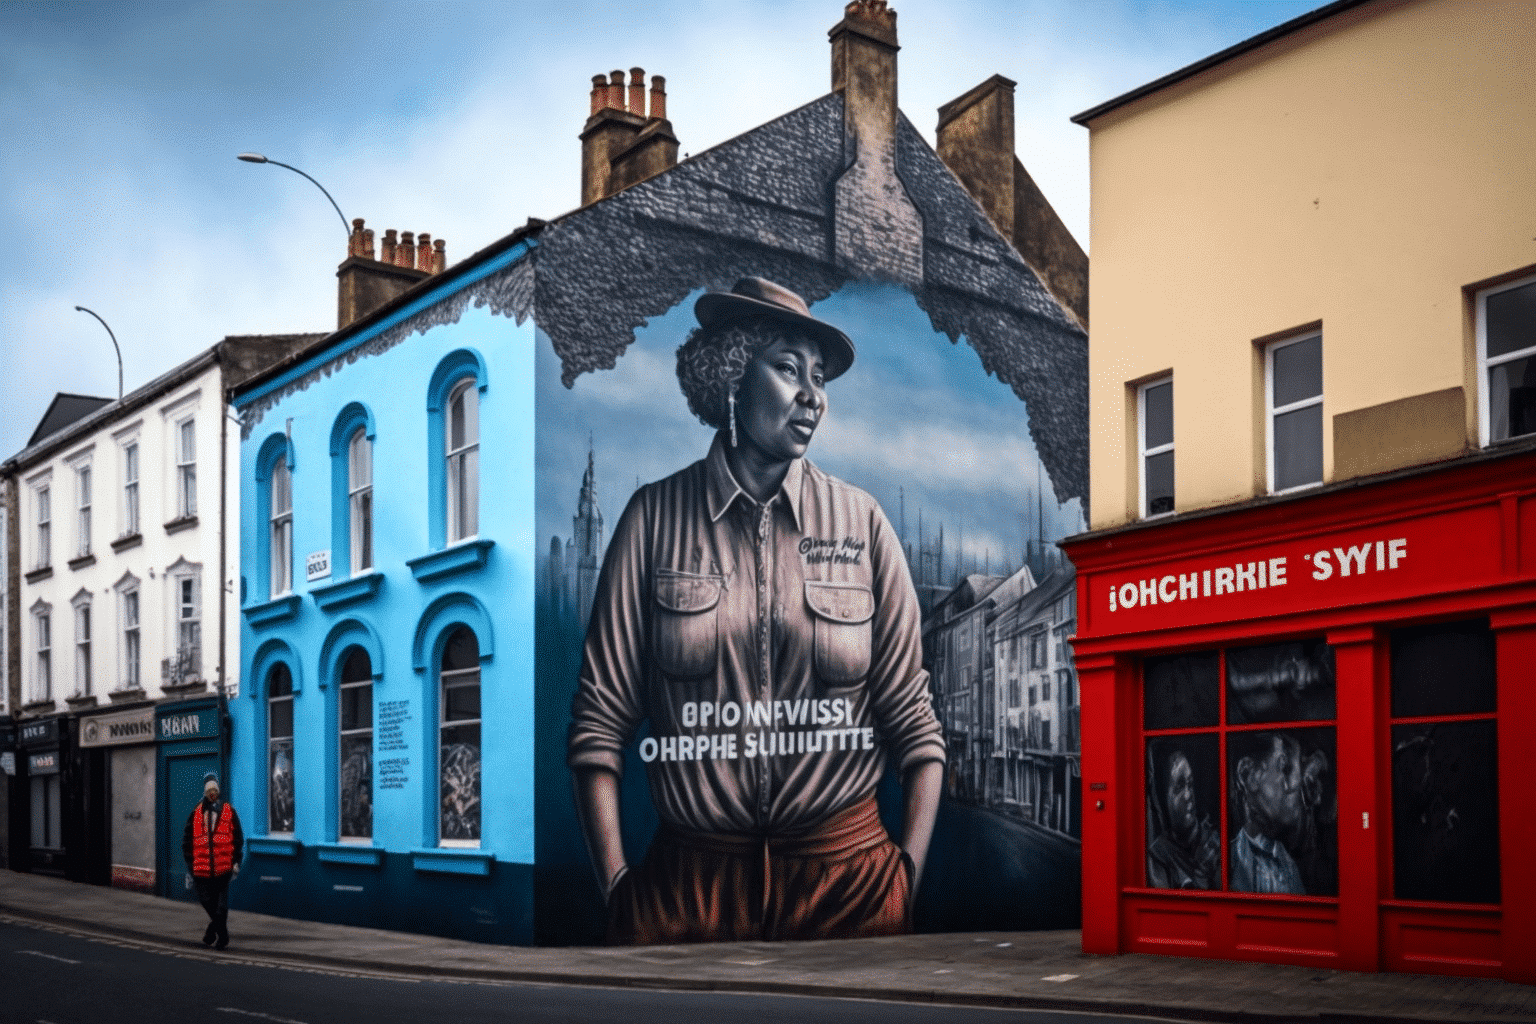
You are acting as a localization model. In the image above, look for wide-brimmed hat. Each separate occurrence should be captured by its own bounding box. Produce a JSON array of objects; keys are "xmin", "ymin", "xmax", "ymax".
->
[{"xmin": 694, "ymin": 278, "xmax": 855, "ymax": 381}]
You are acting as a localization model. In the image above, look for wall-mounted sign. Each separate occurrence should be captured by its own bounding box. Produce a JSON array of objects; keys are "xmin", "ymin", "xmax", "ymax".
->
[
  {"xmin": 80, "ymin": 707, "xmax": 156, "ymax": 748},
  {"xmin": 19, "ymin": 718, "xmax": 59, "ymax": 748},
  {"xmin": 1, "ymin": 752, "xmax": 14, "ymax": 776},
  {"xmin": 158, "ymin": 709, "xmax": 220, "ymax": 742},
  {"xmin": 306, "ymin": 549, "xmax": 331, "ymax": 582},
  {"xmin": 28, "ymin": 751, "xmax": 60, "ymax": 775},
  {"xmin": 1083, "ymin": 504, "xmax": 1499, "ymax": 638}
]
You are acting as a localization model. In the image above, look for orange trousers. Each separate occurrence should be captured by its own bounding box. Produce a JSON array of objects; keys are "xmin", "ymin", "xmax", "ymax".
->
[{"xmin": 606, "ymin": 797, "xmax": 912, "ymax": 945}]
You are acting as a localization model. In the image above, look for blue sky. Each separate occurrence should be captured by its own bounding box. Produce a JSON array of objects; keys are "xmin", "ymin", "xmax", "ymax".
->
[{"xmin": 0, "ymin": 0, "xmax": 1328, "ymax": 459}]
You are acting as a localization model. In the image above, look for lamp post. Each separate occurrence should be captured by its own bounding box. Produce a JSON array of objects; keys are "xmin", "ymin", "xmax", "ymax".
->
[
  {"xmin": 74, "ymin": 306, "xmax": 122, "ymax": 400},
  {"xmin": 237, "ymin": 153, "xmax": 350, "ymax": 236}
]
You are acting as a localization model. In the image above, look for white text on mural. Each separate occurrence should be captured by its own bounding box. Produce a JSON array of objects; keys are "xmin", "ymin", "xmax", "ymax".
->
[
  {"xmin": 638, "ymin": 698, "xmax": 872, "ymax": 763},
  {"xmin": 1107, "ymin": 536, "xmax": 1407, "ymax": 613}
]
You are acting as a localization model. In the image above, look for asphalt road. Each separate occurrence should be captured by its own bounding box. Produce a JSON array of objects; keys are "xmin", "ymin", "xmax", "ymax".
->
[{"xmin": 0, "ymin": 919, "xmax": 1178, "ymax": 1024}]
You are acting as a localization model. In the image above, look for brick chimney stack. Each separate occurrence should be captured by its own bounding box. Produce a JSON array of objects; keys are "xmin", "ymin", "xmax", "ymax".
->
[
  {"xmin": 580, "ymin": 67, "xmax": 679, "ymax": 206},
  {"xmin": 336, "ymin": 218, "xmax": 448, "ymax": 329},
  {"xmin": 828, "ymin": 0, "xmax": 923, "ymax": 285},
  {"xmin": 935, "ymin": 75, "xmax": 1088, "ymax": 327}
]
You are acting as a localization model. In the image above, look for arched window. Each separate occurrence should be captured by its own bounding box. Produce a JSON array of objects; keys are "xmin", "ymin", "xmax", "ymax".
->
[
  {"xmin": 445, "ymin": 381, "xmax": 478, "ymax": 543},
  {"xmin": 348, "ymin": 428, "xmax": 373, "ymax": 574},
  {"xmin": 338, "ymin": 647, "xmax": 373, "ymax": 841},
  {"xmin": 267, "ymin": 662, "xmax": 296, "ymax": 835},
  {"xmin": 270, "ymin": 458, "xmax": 293, "ymax": 598},
  {"xmin": 438, "ymin": 626, "xmax": 481, "ymax": 845}
]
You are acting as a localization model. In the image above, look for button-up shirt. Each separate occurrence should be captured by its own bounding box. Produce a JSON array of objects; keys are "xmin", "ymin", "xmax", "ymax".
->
[{"xmin": 568, "ymin": 435, "xmax": 945, "ymax": 836}]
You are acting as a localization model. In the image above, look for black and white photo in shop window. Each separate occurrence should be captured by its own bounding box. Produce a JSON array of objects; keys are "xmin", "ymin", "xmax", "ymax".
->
[
  {"xmin": 339, "ymin": 646, "xmax": 373, "ymax": 841},
  {"xmin": 1226, "ymin": 638, "xmax": 1336, "ymax": 725},
  {"xmin": 439, "ymin": 626, "xmax": 481, "ymax": 844},
  {"xmin": 1227, "ymin": 727, "xmax": 1337, "ymax": 897},
  {"xmin": 267, "ymin": 662, "xmax": 296, "ymax": 834},
  {"xmin": 1146, "ymin": 733, "xmax": 1220, "ymax": 890}
]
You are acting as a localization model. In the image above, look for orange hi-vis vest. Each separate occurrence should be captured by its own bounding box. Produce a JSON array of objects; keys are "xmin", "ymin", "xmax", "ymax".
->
[{"xmin": 192, "ymin": 802, "xmax": 236, "ymax": 877}]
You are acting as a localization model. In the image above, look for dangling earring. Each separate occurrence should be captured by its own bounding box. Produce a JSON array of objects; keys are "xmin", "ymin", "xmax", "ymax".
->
[{"xmin": 728, "ymin": 387, "xmax": 739, "ymax": 448}]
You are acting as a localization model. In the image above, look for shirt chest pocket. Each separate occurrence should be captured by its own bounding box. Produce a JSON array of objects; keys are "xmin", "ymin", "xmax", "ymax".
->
[
  {"xmin": 805, "ymin": 581, "xmax": 874, "ymax": 686},
  {"xmin": 652, "ymin": 570, "xmax": 722, "ymax": 679}
]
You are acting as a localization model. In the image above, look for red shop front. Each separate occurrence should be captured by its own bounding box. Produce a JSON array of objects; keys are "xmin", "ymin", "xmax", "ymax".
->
[{"xmin": 1062, "ymin": 445, "xmax": 1536, "ymax": 981}]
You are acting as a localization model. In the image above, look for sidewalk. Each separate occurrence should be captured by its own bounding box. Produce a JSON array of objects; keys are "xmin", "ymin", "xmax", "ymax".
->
[{"xmin": 1, "ymin": 870, "xmax": 1532, "ymax": 1022}]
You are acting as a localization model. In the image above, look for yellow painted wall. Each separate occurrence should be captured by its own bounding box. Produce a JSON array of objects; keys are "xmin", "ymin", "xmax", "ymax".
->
[{"xmin": 1083, "ymin": 0, "xmax": 1536, "ymax": 529}]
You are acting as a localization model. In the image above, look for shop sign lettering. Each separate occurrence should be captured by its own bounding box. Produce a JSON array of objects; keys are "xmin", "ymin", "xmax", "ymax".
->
[
  {"xmin": 158, "ymin": 711, "xmax": 218, "ymax": 740},
  {"xmin": 1108, "ymin": 536, "xmax": 1408, "ymax": 613}
]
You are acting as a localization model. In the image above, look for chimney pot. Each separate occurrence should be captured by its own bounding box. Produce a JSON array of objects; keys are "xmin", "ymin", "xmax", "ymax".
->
[
  {"xmin": 649, "ymin": 75, "xmax": 667, "ymax": 121},
  {"xmin": 433, "ymin": 238, "xmax": 446, "ymax": 273},
  {"xmin": 397, "ymin": 231, "xmax": 416, "ymax": 268},
  {"xmin": 362, "ymin": 228, "xmax": 375, "ymax": 260},
  {"xmin": 608, "ymin": 70, "xmax": 625, "ymax": 111},
  {"xmin": 417, "ymin": 232, "xmax": 432, "ymax": 272},
  {"xmin": 629, "ymin": 67, "xmax": 646, "ymax": 115},
  {"xmin": 381, "ymin": 228, "xmax": 398, "ymax": 264},
  {"xmin": 349, "ymin": 218, "xmax": 367, "ymax": 258},
  {"xmin": 591, "ymin": 73, "xmax": 609, "ymax": 116}
]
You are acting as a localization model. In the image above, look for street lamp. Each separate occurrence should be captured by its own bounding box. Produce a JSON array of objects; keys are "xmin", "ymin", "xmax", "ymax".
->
[
  {"xmin": 74, "ymin": 306, "xmax": 123, "ymax": 400},
  {"xmin": 237, "ymin": 153, "xmax": 350, "ymax": 236}
]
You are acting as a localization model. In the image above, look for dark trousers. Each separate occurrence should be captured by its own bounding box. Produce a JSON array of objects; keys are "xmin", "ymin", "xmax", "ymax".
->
[{"xmin": 194, "ymin": 875, "xmax": 230, "ymax": 942}]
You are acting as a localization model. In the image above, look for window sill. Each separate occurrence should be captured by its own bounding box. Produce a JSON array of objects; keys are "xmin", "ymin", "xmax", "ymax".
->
[
  {"xmin": 68, "ymin": 553, "xmax": 96, "ymax": 571},
  {"xmin": 111, "ymin": 533, "xmax": 143, "ymax": 553},
  {"xmin": 109, "ymin": 688, "xmax": 148, "ymax": 705},
  {"xmin": 24, "ymin": 566, "xmax": 53, "ymax": 584},
  {"xmin": 315, "ymin": 843, "xmax": 384, "ymax": 867},
  {"xmin": 21, "ymin": 699, "xmax": 56, "ymax": 714},
  {"xmin": 410, "ymin": 848, "xmax": 493, "ymax": 876},
  {"xmin": 407, "ymin": 539, "xmax": 494, "ymax": 583},
  {"xmin": 242, "ymin": 593, "xmax": 302, "ymax": 629},
  {"xmin": 64, "ymin": 694, "xmax": 98, "ymax": 710},
  {"xmin": 311, "ymin": 570, "xmax": 384, "ymax": 612},
  {"xmin": 248, "ymin": 837, "xmax": 302, "ymax": 858},
  {"xmin": 163, "ymin": 515, "xmax": 199, "ymax": 536}
]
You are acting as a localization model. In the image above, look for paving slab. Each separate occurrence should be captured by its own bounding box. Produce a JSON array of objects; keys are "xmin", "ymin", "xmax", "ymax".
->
[{"xmin": 1, "ymin": 870, "xmax": 1532, "ymax": 1022}]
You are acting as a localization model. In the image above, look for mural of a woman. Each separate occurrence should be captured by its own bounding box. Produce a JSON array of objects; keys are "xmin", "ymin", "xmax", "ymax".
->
[{"xmin": 567, "ymin": 278, "xmax": 946, "ymax": 944}]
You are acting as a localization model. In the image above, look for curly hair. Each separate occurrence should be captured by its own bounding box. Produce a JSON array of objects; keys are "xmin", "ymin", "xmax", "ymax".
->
[{"xmin": 675, "ymin": 319, "xmax": 799, "ymax": 431}]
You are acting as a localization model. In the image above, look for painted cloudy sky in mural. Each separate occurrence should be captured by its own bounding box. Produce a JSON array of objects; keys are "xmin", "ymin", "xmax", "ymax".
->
[
  {"xmin": 2, "ymin": 0, "xmax": 1331, "ymax": 459},
  {"xmin": 537, "ymin": 282, "xmax": 1085, "ymax": 570}
]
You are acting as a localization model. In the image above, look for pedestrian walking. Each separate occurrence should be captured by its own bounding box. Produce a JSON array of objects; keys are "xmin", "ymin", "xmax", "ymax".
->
[{"xmin": 181, "ymin": 772, "xmax": 243, "ymax": 950}]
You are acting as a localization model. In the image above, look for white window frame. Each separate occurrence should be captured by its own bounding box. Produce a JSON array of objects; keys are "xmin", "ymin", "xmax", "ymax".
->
[
  {"xmin": 338, "ymin": 647, "xmax": 374, "ymax": 843},
  {"xmin": 73, "ymin": 462, "xmax": 92, "ymax": 559},
  {"xmin": 1137, "ymin": 375, "xmax": 1174, "ymax": 518},
  {"xmin": 166, "ymin": 562, "xmax": 202, "ymax": 683},
  {"xmin": 72, "ymin": 592, "xmax": 92, "ymax": 698},
  {"xmin": 32, "ymin": 603, "xmax": 52, "ymax": 704},
  {"xmin": 266, "ymin": 663, "xmax": 296, "ymax": 836},
  {"xmin": 348, "ymin": 427, "xmax": 373, "ymax": 574},
  {"xmin": 121, "ymin": 436, "xmax": 141, "ymax": 537},
  {"xmin": 445, "ymin": 379, "xmax": 479, "ymax": 544},
  {"xmin": 1476, "ymin": 271, "xmax": 1536, "ymax": 447},
  {"xmin": 116, "ymin": 574, "xmax": 141, "ymax": 692},
  {"xmin": 1265, "ymin": 332, "xmax": 1324, "ymax": 494},
  {"xmin": 269, "ymin": 458, "xmax": 293, "ymax": 598},
  {"xmin": 31, "ymin": 475, "xmax": 52, "ymax": 572},
  {"xmin": 438, "ymin": 628, "xmax": 482, "ymax": 848},
  {"xmin": 175, "ymin": 416, "xmax": 197, "ymax": 520}
]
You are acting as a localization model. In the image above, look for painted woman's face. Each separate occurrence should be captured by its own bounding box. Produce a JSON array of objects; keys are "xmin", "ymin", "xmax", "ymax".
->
[
  {"xmin": 1245, "ymin": 734, "xmax": 1303, "ymax": 837},
  {"xmin": 736, "ymin": 333, "xmax": 827, "ymax": 463}
]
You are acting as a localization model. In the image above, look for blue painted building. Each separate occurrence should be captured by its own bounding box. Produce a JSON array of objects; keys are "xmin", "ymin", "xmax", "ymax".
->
[
  {"xmin": 230, "ymin": 232, "xmax": 539, "ymax": 943},
  {"xmin": 228, "ymin": 4, "xmax": 1090, "ymax": 946}
]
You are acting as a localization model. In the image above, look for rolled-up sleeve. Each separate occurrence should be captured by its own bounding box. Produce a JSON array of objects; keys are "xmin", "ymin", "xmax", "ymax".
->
[
  {"xmin": 567, "ymin": 490, "xmax": 651, "ymax": 777},
  {"xmin": 865, "ymin": 504, "xmax": 946, "ymax": 773}
]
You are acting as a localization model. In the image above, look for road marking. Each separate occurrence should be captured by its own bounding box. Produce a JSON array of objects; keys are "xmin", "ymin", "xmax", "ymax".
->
[
  {"xmin": 995, "ymin": 942, "xmax": 1012, "ymax": 948},
  {"xmin": 1042, "ymin": 973, "xmax": 1079, "ymax": 983},
  {"xmin": 722, "ymin": 958, "xmax": 776, "ymax": 966},
  {"xmin": 217, "ymin": 1008, "xmax": 309, "ymax": 1024},
  {"xmin": 18, "ymin": 950, "xmax": 80, "ymax": 965},
  {"xmin": 934, "ymin": 969, "xmax": 952, "ymax": 974}
]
